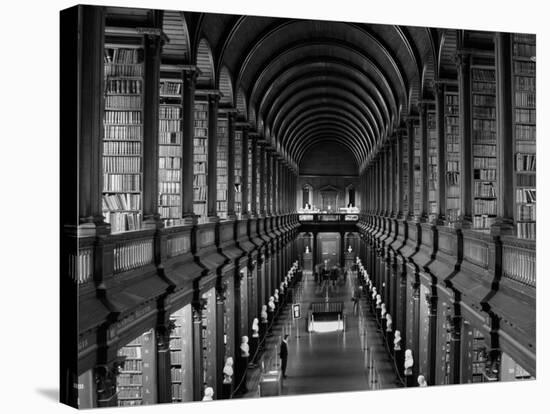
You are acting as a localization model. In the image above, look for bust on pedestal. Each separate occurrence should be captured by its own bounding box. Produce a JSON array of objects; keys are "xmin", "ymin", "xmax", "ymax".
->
[
  {"xmin": 239, "ymin": 336, "xmax": 249, "ymax": 393},
  {"xmin": 202, "ymin": 386, "xmax": 214, "ymax": 401},
  {"xmin": 251, "ymin": 318, "xmax": 259, "ymax": 363},
  {"xmin": 404, "ymin": 349, "xmax": 414, "ymax": 387},
  {"xmin": 222, "ymin": 357, "xmax": 234, "ymax": 399},
  {"xmin": 417, "ymin": 375, "xmax": 427, "ymax": 387}
]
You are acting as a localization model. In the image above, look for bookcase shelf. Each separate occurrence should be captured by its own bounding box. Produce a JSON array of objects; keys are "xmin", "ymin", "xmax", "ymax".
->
[
  {"xmin": 158, "ymin": 75, "xmax": 184, "ymax": 227},
  {"xmin": 512, "ymin": 33, "xmax": 536, "ymax": 240},
  {"xmin": 193, "ymin": 100, "xmax": 209, "ymax": 222},
  {"xmin": 427, "ymin": 108, "xmax": 438, "ymax": 217},
  {"xmin": 247, "ymin": 139, "xmax": 253, "ymax": 212},
  {"xmin": 116, "ymin": 329, "xmax": 156, "ymax": 407},
  {"xmin": 471, "ymin": 64, "xmax": 498, "ymax": 230},
  {"xmin": 169, "ymin": 305, "xmax": 193, "ymax": 403},
  {"xmin": 216, "ymin": 114, "xmax": 229, "ymax": 219},
  {"xmin": 413, "ymin": 123, "xmax": 421, "ymax": 216},
  {"xmin": 402, "ymin": 130, "xmax": 409, "ymax": 213},
  {"xmin": 234, "ymin": 129, "xmax": 243, "ymax": 217},
  {"xmin": 102, "ymin": 44, "xmax": 144, "ymax": 234},
  {"xmin": 444, "ymin": 88, "xmax": 460, "ymax": 223}
]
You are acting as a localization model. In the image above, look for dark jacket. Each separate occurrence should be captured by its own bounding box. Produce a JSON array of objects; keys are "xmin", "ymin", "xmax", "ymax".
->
[{"xmin": 279, "ymin": 340, "xmax": 288, "ymax": 359}]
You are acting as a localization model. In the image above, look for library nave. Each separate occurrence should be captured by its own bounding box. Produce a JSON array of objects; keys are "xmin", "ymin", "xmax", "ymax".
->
[{"xmin": 61, "ymin": 4, "xmax": 536, "ymax": 409}]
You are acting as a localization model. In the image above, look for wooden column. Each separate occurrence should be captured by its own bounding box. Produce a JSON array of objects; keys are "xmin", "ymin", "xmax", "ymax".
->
[
  {"xmin": 435, "ymin": 83, "xmax": 447, "ymax": 223},
  {"xmin": 215, "ymin": 288, "xmax": 226, "ymax": 396},
  {"xmin": 182, "ymin": 69, "xmax": 198, "ymax": 220},
  {"xmin": 259, "ymin": 143, "xmax": 266, "ymax": 216},
  {"xmin": 396, "ymin": 129, "xmax": 404, "ymax": 218},
  {"xmin": 389, "ymin": 138, "xmax": 396, "ymax": 217},
  {"xmin": 76, "ymin": 5, "xmax": 105, "ymax": 226},
  {"xmin": 381, "ymin": 146, "xmax": 388, "ymax": 216},
  {"xmin": 207, "ymin": 93, "xmax": 220, "ymax": 220},
  {"xmin": 493, "ymin": 32, "xmax": 515, "ymax": 233},
  {"xmin": 155, "ymin": 319, "xmax": 172, "ymax": 403},
  {"xmin": 250, "ymin": 135, "xmax": 258, "ymax": 216},
  {"xmin": 142, "ymin": 32, "xmax": 162, "ymax": 226},
  {"xmin": 419, "ymin": 103, "xmax": 429, "ymax": 221},
  {"xmin": 227, "ymin": 112, "xmax": 236, "ymax": 219},
  {"xmin": 192, "ymin": 303, "xmax": 204, "ymax": 401},
  {"xmin": 240, "ymin": 126, "xmax": 249, "ymax": 217},
  {"xmin": 407, "ymin": 119, "xmax": 415, "ymax": 218},
  {"xmin": 266, "ymin": 151, "xmax": 273, "ymax": 215},
  {"xmin": 456, "ymin": 52, "xmax": 473, "ymax": 224}
]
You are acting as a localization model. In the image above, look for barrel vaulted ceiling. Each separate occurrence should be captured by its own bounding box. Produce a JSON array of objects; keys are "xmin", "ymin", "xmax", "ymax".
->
[{"xmin": 108, "ymin": 7, "xmax": 447, "ymax": 174}]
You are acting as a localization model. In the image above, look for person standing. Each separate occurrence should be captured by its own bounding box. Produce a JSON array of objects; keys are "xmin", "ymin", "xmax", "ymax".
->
[{"xmin": 279, "ymin": 334, "xmax": 289, "ymax": 378}]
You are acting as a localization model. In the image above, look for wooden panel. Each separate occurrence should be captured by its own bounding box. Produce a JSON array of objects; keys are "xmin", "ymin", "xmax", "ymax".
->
[
  {"xmin": 438, "ymin": 232, "xmax": 455, "ymax": 256},
  {"xmin": 463, "ymin": 238, "xmax": 489, "ymax": 268},
  {"xmin": 167, "ymin": 234, "xmax": 191, "ymax": 257}
]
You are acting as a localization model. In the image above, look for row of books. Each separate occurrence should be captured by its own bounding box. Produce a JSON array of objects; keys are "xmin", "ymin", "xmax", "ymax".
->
[
  {"xmin": 105, "ymin": 95, "xmax": 142, "ymax": 109},
  {"xmin": 516, "ymin": 222, "xmax": 536, "ymax": 240},
  {"xmin": 104, "ymin": 125, "xmax": 142, "ymax": 140},
  {"xmin": 447, "ymin": 143, "xmax": 460, "ymax": 154},
  {"xmin": 515, "ymin": 108, "xmax": 536, "ymax": 124},
  {"xmin": 193, "ymin": 203, "xmax": 207, "ymax": 217},
  {"xmin": 159, "ymin": 206, "xmax": 182, "ymax": 218},
  {"xmin": 514, "ymin": 76, "xmax": 536, "ymax": 92},
  {"xmin": 447, "ymin": 160, "xmax": 460, "ymax": 172},
  {"xmin": 160, "ymin": 81, "xmax": 182, "ymax": 96},
  {"xmin": 473, "ymin": 143, "xmax": 497, "ymax": 156},
  {"xmin": 193, "ymin": 138, "xmax": 207, "ymax": 149},
  {"xmin": 216, "ymin": 173, "xmax": 228, "ymax": 183},
  {"xmin": 446, "ymin": 173, "xmax": 460, "ymax": 188},
  {"xmin": 104, "ymin": 211, "xmax": 143, "ymax": 233},
  {"xmin": 193, "ymin": 187, "xmax": 207, "ymax": 201},
  {"xmin": 473, "ymin": 157, "xmax": 497, "ymax": 169},
  {"xmin": 117, "ymin": 389, "xmax": 142, "ymax": 399},
  {"xmin": 104, "ymin": 64, "xmax": 143, "ymax": 77},
  {"xmin": 104, "ymin": 110, "xmax": 142, "ymax": 125},
  {"xmin": 473, "ymin": 130, "xmax": 496, "ymax": 142},
  {"xmin": 445, "ymin": 93, "xmax": 459, "ymax": 106},
  {"xmin": 104, "ymin": 141, "xmax": 141, "ymax": 155},
  {"xmin": 472, "ymin": 119, "xmax": 496, "ymax": 132},
  {"xmin": 159, "ymin": 120, "xmax": 182, "ymax": 131},
  {"xmin": 159, "ymin": 182, "xmax": 180, "ymax": 194},
  {"xmin": 104, "ymin": 48, "xmax": 142, "ymax": 65},
  {"xmin": 515, "ymin": 91, "xmax": 535, "ymax": 108},
  {"xmin": 103, "ymin": 156, "xmax": 141, "ymax": 173},
  {"xmin": 120, "ymin": 359, "xmax": 143, "ymax": 372},
  {"xmin": 159, "ymin": 194, "xmax": 181, "ymax": 205},
  {"xmin": 103, "ymin": 173, "xmax": 141, "ymax": 192},
  {"xmin": 159, "ymin": 145, "xmax": 181, "ymax": 157},
  {"xmin": 472, "ymin": 69, "xmax": 495, "ymax": 82},
  {"xmin": 164, "ymin": 218, "xmax": 186, "ymax": 227},
  {"xmin": 118, "ymin": 346, "xmax": 143, "ymax": 359},
  {"xmin": 159, "ymin": 169, "xmax": 181, "ymax": 182},
  {"xmin": 159, "ymin": 131, "xmax": 182, "ymax": 144},
  {"xmin": 193, "ymin": 163, "xmax": 206, "ymax": 174},
  {"xmin": 159, "ymin": 106, "xmax": 182, "ymax": 118},
  {"xmin": 474, "ymin": 199, "xmax": 497, "ymax": 215},
  {"xmin": 217, "ymin": 201, "xmax": 228, "ymax": 211},
  {"xmin": 216, "ymin": 189, "xmax": 227, "ymax": 200},
  {"xmin": 513, "ymin": 61, "xmax": 536, "ymax": 76},
  {"xmin": 473, "ymin": 168, "xmax": 497, "ymax": 181},
  {"xmin": 170, "ymin": 338, "xmax": 183, "ymax": 350},
  {"xmin": 194, "ymin": 106, "xmax": 208, "ymax": 119},
  {"xmin": 516, "ymin": 188, "xmax": 536, "ymax": 203},
  {"xmin": 517, "ymin": 173, "xmax": 536, "ymax": 187},
  {"xmin": 514, "ymin": 124, "xmax": 536, "ymax": 141},
  {"xmin": 117, "ymin": 374, "xmax": 142, "ymax": 386},
  {"xmin": 516, "ymin": 153, "xmax": 536, "ymax": 171},
  {"xmin": 517, "ymin": 204, "xmax": 536, "ymax": 221},
  {"xmin": 194, "ymin": 127, "xmax": 208, "ymax": 137},
  {"xmin": 513, "ymin": 43, "xmax": 536, "ymax": 58},
  {"xmin": 474, "ymin": 182, "xmax": 496, "ymax": 198},
  {"xmin": 473, "ymin": 215, "xmax": 496, "ymax": 229},
  {"xmin": 103, "ymin": 193, "xmax": 141, "ymax": 211},
  {"xmin": 105, "ymin": 79, "xmax": 142, "ymax": 95},
  {"xmin": 159, "ymin": 156, "xmax": 181, "ymax": 170},
  {"xmin": 513, "ymin": 33, "xmax": 536, "ymax": 44},
  {"xmin": 170, "ymin": 368, "xmax": 183, "ymax": 382},
  {"xmin": 472, "ymin": 94, "xmax": 496, "ymax": 106},
  {"xmin": 472, "ymin": 107, "xmax": 496, "ymax": 119}
]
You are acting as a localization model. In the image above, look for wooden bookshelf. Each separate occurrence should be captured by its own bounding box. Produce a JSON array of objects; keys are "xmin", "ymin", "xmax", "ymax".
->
[
  {"xmin": 512, "ymin": 34, "xmax": 536, "ymax": 240},
  {"xmin": 116, "ymin": 329, "xmax": 156, "ymax": 406},
  {"xmin": 234, "ymin": 130, "xmax": 243, "ymax": 217},
  {"xmin": 247, "ymin": 139, "xmax": 253, "ymax": 212},
  {"xmin": 193, "ymin": 100, "xmax": 208, "ymax": 222},
  {"xmin": 201, "ymin": 289, "xmax": 217, "ymax": 392},
  {"xmin": 216, "ymin": 114, "xmax": 229, "ymax": 219},
  {"xmin": 102, "ymin": 44, "xmax": 144, "ymax": 233},
  {"xmin": 169, "ymin": 305, "xmax": 193, "ymax": 402},
  {"xmin": 402, "ymin": 131, "xmax": 409, "ymax": 213},
  {"xmin": 427, "ymin": 108, "xmax": 438, "ymax": 216},
  {"xmin": 471, "ymin": 65, "xmax": 498, "ymax": 230},
  {"xmin": 413, "ymin": 123, "xmax": 421, "ymax": 216},
  {"xmin": 255, "ymin": 144, "xmax": 261, "ymax": 210},
  {"xmin": 444, "ymin": 87, "xmax": 461, "ymax": 223},
  {"xmin": 158, "ymin": 76, "xmax": 184, "ymax": 227}
]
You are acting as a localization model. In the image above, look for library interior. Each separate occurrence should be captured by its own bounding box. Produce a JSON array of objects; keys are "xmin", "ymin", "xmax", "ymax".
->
[{"xmin": 61, "ymin": 4, "xmax": 536, "ymax": 409}]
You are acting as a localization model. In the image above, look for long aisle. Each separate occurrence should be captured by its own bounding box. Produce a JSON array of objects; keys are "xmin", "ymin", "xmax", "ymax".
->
[{"xmin": 242, "ymin": 270, "xmax": 400, "ymax": 398}]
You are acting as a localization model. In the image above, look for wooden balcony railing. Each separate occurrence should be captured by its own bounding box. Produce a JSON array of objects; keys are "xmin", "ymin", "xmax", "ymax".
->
[
  {"xmin": 502, "ymin": 240, "xmax": 536, "ymax": 288},
  {"xmin": 113, "ymin": 237, "xmax": 154, "ymax": 274}
]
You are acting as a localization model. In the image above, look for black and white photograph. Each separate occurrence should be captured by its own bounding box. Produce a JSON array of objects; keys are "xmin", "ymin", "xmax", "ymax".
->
[{"xmin": 1, "ymin": 0, "xmax": 548, "ymax": 413}]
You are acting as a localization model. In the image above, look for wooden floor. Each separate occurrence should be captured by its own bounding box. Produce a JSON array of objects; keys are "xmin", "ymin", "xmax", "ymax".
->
[{"xmin": 239, "ymin": 271, "xmax": 401, "ymax": 399}]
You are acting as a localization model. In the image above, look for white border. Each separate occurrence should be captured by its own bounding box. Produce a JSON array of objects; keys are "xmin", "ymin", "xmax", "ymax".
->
[{"xmin": 0, "ymin": 1, "xmax": 545, "ymax": 413}]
